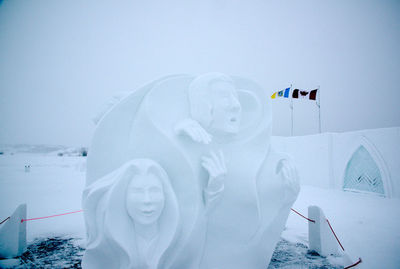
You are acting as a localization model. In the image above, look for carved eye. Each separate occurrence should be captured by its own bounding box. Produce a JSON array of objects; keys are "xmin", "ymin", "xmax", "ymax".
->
[
  {"xmin": 149, "ymin": 187, "xmax": 162, "ymax": 194},
  {"xmin": 130, "ymin": 188, "xmax": 143, "ymax": 194}
]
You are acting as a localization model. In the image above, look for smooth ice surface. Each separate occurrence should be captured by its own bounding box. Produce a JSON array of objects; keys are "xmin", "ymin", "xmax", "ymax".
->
[
  {"xmin": 83, "ymin": 73, "xmax": 300, "ymax": 268},
  {"xmin": 343, "ymin": 146, "xmax": 384, "ymax": 195}
]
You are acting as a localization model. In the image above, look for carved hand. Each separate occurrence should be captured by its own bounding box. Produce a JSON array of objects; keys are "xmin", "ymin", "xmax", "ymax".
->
[
  {"xmin": 174, "ymin": 118, "xmax": 212, "ymax": 144},
  {"xmin": 201, "ymin": 150, "xmax": 227, "ymax": 193},
  {"xmin": 277, "ymin": 159, "xmax": 300, "ymax": 202}
]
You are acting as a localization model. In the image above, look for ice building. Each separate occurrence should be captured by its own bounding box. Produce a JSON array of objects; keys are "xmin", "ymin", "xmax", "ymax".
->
[{"xmin": 272, "ymin": 127, "xmax": 400, "ymax": 198}]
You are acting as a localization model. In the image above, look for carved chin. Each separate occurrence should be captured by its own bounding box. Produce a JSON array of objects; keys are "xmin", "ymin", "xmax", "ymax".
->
[
  {"xmin": 134, "ymin": 214, "xmax": 160, "ymax": 225},
  {"xmin": 225, "ymin": 119, "xmax": 241, "ymax": 134},
  {"xmin": 226, "ymin": 125, "xmax": 240, "ymax": 134},
  {"xmin": 213, "ymin": 125, "xmax": 240, "ymax": 136}
]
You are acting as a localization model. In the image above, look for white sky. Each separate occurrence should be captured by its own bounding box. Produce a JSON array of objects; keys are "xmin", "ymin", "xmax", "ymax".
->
[{"xmin": 1, "ymin": 0, "xmax": 399, "ymax": 146}]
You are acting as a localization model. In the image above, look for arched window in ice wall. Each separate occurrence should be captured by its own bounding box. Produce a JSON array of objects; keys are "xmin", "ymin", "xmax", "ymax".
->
[{"xmin": 343, "ymin": 145, "xmax": 385, "ymax": 196}]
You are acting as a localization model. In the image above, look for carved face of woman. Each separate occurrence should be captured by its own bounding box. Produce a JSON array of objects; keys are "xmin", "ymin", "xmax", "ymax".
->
[
  {"xmin": 126, "ymin": 174, "xmax": 165, "ymax": 225},
  {"xmin": 209, "ymin": 80, "xmax": 242, "ymax": 135}
]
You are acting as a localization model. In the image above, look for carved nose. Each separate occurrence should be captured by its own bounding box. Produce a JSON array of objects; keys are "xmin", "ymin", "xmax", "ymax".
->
[
  {"xmin": 230, "ymin": 97, "xmax": 241, "ymax": 112},
  {"xmin": 143, "ymin": 191, "xmax": 152, "ymax": 204}
]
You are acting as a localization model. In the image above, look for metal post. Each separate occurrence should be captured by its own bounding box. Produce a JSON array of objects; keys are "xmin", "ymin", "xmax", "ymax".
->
[
  {"xmin": 290, "ymin": 84, "xmax": 294, "ymax": 136},
  {"xmin": 317, "ymin": 86, "xmax": 321, "ymax": 133}
]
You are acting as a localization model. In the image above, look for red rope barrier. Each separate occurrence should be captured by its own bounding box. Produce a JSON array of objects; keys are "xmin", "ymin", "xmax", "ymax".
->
[
  {"xmin": 325, "ymin": 218, "xmax": 345, "ymax": 251},
  {"xmin": 21, "ymin": 210, "xmax": 83, "ymax": 223},
  {"xmin": 344, "ymin": 258, "xmax": 362, "ymax": 269},
  {"xmin": 0, "ymin": 216, "xmax": 10, "ymax": 225},
  {"xmin": 13, "ymin": 206, "xmax": 363, "ymax": 268},
  {"xmin": 290, "ymin": 208, "xmax": 315, "ymax": 223},
  {"xmin": 291, "ymin": 208, "xmax": 362, "ymax": 268}
]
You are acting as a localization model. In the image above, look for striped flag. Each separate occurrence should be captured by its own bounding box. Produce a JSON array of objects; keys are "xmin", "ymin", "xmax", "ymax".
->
[
  {"xmin": 292, "ymin": 89, "xmax": 318, "ymax": 100},
  {"xmin": 271, "ymin": 87, "xmax": 290, "ymax": 99}
]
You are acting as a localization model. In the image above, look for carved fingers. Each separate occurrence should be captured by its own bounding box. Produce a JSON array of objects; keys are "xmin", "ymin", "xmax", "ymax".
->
[
  {"xmin": 174, "ymin": 118, "xmax": 212, "ymax": 144},
  {"xmin": 201, "ymin": 150, "xmax": 227, "ymax": 193}
]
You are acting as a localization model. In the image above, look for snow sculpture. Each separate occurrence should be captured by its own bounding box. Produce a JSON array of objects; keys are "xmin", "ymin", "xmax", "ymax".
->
[
  {"xmin": 82, "ymin": 159, "xmax": 179, "ymax": 269},
  {"xmin": 84, "ymin": 73, "xmax": 300, "ymax": 269}
]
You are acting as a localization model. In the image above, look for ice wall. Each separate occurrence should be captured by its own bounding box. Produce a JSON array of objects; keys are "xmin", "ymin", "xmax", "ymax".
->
[{"xmin": 272, "ymin": 127, "xmax": 400, "ymax": 198}]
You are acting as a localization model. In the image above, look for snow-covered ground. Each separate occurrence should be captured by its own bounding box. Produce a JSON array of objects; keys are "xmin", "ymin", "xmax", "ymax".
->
[
  {"xmin": 0, "ymin": 148, "xmax": 399, "ymax": 268},
  {"xmin": 284, "ymin": 187, "xmax": 400, "ymax": 268},
  {"xmin": 0, "ymin": 151, "xmax": 86, "ymax": 241}
]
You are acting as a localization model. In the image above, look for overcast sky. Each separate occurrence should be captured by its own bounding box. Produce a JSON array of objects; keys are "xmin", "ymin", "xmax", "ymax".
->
[{"xmin": 1, "ymin": 0, "xmax": 399, "ymax": 146}]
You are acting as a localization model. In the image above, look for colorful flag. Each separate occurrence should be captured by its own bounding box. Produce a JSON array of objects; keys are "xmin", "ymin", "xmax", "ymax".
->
[
  {"xmin": 292, "ymin": 89, "xmax": 318, "ymax": 100},
  {"xmin": 271, "ymin": 87, "xmax": 290, "ymax": 99}
]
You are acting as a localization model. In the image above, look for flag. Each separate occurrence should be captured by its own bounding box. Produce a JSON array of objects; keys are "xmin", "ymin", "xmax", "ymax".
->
[
  {"xmin": 292, "ymin": 89, "xmax": 318, "ymax": 100},
  {"xmin": 271, "ymin": 87, "xmax": 290, "ymax": 99}
]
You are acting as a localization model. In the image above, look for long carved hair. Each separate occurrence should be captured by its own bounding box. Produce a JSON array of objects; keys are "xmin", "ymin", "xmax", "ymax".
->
[{"xmin": 82, "ymin": 159, "xmax": 179, "ymax": 269}]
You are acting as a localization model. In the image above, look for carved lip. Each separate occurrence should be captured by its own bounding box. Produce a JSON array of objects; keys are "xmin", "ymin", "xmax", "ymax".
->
[{"xmin": 140, "ymin": 209, "xmax": 156, "ymax": 216}]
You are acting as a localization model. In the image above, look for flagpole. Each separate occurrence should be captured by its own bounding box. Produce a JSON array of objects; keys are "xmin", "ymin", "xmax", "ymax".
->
[
  {"xmin": 290, "ymin": 84, "xmax": 293, "ymax": 136},
  {"xmin": 317, "ymin": 85, "xmax": 321, "ymax": 133}
]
